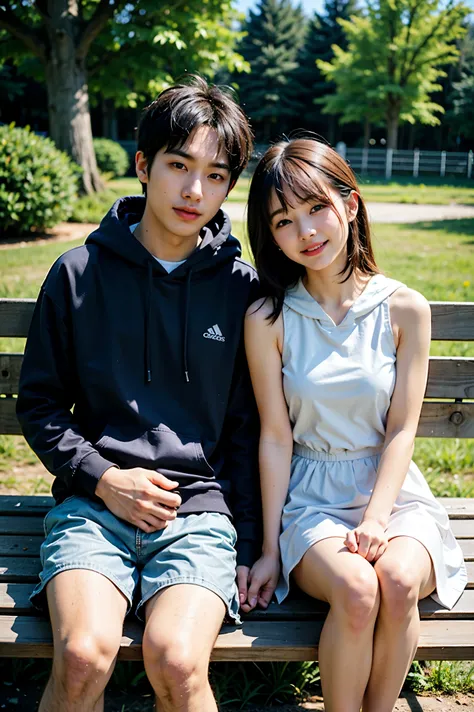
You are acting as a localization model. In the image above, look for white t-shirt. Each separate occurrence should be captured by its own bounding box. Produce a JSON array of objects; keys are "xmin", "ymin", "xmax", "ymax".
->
[{"xmin": 130, "ymin": 222, "xmax": 186, "ymax": 273}]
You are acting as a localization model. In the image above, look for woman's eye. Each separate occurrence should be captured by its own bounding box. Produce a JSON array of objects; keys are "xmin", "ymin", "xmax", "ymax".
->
[
  {"xmin": 275, "ymin": 218, "xmax": 291, "ymax": 229},
  {"xmin": 310, "ymin": 204, "xmax": 323, "ymax": 213}
]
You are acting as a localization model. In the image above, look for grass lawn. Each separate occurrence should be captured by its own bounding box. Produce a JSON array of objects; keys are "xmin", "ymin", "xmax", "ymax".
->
[{"xmin": 0, "ymin": 217, "xmax": 473, "ymax": 496}]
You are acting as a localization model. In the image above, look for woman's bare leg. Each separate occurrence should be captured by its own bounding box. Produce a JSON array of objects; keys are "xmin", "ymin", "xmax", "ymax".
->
[
  {"xmin": 293, "ymin": 537, "xmax": 380, "ymax": 712},
  {"xmin": 363, "ymin": 536, "xmax": 436, "ymax": 712}
]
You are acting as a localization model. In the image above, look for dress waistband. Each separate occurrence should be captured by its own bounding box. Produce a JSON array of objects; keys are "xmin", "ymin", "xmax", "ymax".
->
[{"xmin": 293, "ymin": 443, "xmax": 383, "ymax": 462}]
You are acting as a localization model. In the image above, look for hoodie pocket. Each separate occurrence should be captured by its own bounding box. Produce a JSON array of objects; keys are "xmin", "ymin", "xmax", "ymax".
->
[{"xmin": 95, "ymin": 423, "xmax": 214, "ymax": 477}]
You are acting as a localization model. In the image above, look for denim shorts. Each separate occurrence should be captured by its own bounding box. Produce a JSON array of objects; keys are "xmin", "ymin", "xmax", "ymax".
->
[{"xmin": 30, "ymin": 495, "xmax": 241, "ymax": 623}]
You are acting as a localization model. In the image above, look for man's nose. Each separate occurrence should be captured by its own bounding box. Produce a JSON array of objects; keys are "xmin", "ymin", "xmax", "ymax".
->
[{"xmin": 183, "ymin": 177, "xmax": 203, "ymax": 201}]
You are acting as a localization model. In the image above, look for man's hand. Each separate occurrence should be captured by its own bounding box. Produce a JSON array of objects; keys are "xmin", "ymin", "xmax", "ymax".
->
[
  {"xmin": 344, "ymin": 519, "xmax": 388, "ymax": 562},
  {"xmin": 240, "ymin": 553, "xmax": 280, "ymax": 613},
  {"xmin": 95, "ymin": 466, "xmax": 182, "ymax": 533}
]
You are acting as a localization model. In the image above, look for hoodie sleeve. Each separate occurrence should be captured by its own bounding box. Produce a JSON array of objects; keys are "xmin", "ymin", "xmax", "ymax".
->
[
  {"xmin": 221, "ymin": 337, "xmax": 262, "ymax": 568},
  {"xmin": 16, "ymin": 284, "xmax": 117, "ymax": 496}
]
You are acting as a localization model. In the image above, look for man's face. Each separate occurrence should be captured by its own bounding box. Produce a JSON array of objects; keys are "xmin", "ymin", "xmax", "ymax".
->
[{"xmin": 136, "ymin": 125, "xmax": 232, "ymax": 245}]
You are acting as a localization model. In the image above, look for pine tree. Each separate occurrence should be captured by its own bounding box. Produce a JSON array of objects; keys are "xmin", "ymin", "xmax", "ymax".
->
[
  {"xmin": 295, "ymin": 0, "xmax": 358, "ymax": 143},
  {"xmin": 236, "ymin": 0, "xmax": 307, "ymax": 142}
]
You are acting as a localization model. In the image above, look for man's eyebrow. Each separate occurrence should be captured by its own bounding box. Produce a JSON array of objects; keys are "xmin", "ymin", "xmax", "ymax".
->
[{"xmin": 167, "ymin": 148, "xmax": 230, "ymax": 171}]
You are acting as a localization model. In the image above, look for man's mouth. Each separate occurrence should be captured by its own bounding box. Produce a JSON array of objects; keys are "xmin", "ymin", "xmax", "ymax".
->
[
  {"xmin": 173, "ymin": 206, "xmax": 202, "ymax": 221},
  {"xmin": 301, "ymin": 240, "xmax": 328, "ymax": 255}
]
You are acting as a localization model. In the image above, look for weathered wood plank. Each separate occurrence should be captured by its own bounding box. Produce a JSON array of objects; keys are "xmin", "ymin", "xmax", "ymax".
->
[
  {"xmin": 0, "ymin": 299, "xmax": 35, "ymax": 338},
  {"xmin": 0, "ymin": 557, "xmax": 42, "ymax": 582},
  {"xmin": 1, "ymin": 617, "xmax": 474, "ymax": 660},
  {"xmin": 4, "ymin": 353, "xmax": 474, "ymax": 399},
  {"xmin": 430, "ymin": 302, "xmax": 474, "ymax": 341},
  {"xmin": 3, "ymin": 397, "xmax": 474, "ymax": 437},
  {"xmin": 2, "ymin": 583, "xmax": 474, "ymax": 620}
]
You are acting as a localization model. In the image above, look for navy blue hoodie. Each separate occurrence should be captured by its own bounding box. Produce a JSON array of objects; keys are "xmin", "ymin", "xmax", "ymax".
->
[{"xmin": 17, "ymin": 196, "xmax": 261, "ymax": 566}]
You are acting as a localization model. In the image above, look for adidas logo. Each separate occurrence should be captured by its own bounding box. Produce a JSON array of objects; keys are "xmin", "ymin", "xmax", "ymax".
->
[{"xmin": 203, "ymin": 324, "xmax": 225, "ymax": 342}]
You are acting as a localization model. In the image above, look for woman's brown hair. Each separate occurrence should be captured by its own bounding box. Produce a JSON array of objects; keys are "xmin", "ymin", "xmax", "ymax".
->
[{"xmin": 247, "ymin": 137, "xmax": 379, "ymax": 323}]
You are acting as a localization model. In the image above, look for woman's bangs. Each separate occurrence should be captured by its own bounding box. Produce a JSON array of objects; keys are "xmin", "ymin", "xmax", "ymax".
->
[{"xmin": 264, "ymin": 158, "xmax": 332, "ymax": 220}]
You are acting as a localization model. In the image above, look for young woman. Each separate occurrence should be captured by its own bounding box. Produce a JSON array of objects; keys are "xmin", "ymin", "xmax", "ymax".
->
[{"xmin": 243, "ymin": 137, "xmax": 467, "ymax": 712}]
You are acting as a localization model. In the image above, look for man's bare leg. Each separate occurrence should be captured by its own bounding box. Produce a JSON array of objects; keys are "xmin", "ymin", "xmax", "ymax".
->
[
  {"xmin": 143, "ymin": 584, "xmax": 226, "ymax": 712},
  {"xmin": 39, "ymin": 569, "xmax": 128, "ymax": 712}
]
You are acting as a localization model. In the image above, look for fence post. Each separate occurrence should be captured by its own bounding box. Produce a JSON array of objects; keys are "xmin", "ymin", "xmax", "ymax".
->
[
  {"xmin": 385, "ymin": 149, "xmax": 393, "ymax": 179},
  {"xmin": 413, "ymin": 149, "xmax": 420, "ymax": 177},
  {"xmin": 468, "ymin": 151, "xmax": 473, "ymax": 179},
  {"xmin": 440, "ymin": 151, "xmax": 446, "ymax": 177}
]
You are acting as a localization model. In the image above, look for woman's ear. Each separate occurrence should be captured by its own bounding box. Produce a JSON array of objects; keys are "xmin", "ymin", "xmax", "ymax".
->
[{"xmin": 347, "ymin": 190, "xmax": 359, "ymax": 222}]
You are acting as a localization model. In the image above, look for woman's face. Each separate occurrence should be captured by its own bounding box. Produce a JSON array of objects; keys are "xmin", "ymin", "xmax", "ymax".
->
[{"xmin": 268, "ymin": 179, "xmax": 358, "ymax": 275}]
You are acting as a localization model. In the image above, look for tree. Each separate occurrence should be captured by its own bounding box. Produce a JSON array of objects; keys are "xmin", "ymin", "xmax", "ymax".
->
[
  {"xmin": 0, "ymin": 0, "xmax": 247, "ymax": 194},
  {"xmin": 236, "ymin": 0, "xmax": 307, "ymax": 142},
  {"xmin": 449, "ymin": 24, "xmax": 474, "ymax": 142},
  {"xmin": 318, "ymin": 0, "xmax": 469, "ymax": 149},
  {"xmin": 294, "ymin": 0, "xmax": 358, "ymax": 143}
]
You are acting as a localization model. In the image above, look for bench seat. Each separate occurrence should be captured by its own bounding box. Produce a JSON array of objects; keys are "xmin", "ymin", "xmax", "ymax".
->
[{"xmin": 0, "ymin": 495, "xmax": 473, "ymax": 661}]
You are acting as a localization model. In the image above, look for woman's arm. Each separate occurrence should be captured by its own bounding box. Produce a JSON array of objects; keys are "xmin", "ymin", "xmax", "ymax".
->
[
  {"xmin": 345, "ymin": 287, "xmax": 432, "ymax": 561},
  {"xmin": 243, "ymin": 298, "xmax": 294, "ymax": 608}
]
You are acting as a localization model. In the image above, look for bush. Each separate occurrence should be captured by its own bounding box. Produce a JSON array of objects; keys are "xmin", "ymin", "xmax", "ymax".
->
[
  {"xmin": 93, "ymin": 138, "xmax": 130, "ymax": 178},
  {"xmin": 0, "ymin": 124, "xmax": 79, "ymax": 236}
]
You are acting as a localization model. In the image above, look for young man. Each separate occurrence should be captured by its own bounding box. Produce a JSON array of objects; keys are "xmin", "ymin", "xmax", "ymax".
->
[{"xmin": 17, "ymin": 75, "xmax": 260, "ymax": 712}]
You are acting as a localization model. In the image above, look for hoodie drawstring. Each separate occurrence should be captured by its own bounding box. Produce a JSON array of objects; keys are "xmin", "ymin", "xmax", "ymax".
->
[
  {"xmin": 183, "ymin": 268, "xmax": 193, "ymax": 383},
  {"xmin": 145, "ymin": 261, "xmax": 153, "ymax": 383}
]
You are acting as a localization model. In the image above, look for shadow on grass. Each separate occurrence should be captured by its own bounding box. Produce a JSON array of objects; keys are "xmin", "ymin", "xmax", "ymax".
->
[{"xmin": 398, "ymin": 218, "xmax": 474, "ymax": 239}]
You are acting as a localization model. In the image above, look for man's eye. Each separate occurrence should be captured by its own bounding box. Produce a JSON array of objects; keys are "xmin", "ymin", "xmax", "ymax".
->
[
  {"xmin": 171, "ymin": 162, "xmax": 186, "ymax": 170},
  {"xmin": 210, "ymin": 173, "xmax": 225, "ymax": 181}
]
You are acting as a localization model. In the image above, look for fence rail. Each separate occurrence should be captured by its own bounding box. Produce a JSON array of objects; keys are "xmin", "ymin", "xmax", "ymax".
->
[{"xmin": 337, "ymin": 147, "xmax": 474, "ymax": 179}]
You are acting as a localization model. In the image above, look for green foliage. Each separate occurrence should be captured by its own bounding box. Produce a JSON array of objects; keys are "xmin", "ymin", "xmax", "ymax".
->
[
  {"xmin": 0, "ymin": 124, "xmax": 79, "ymax": 236},
  {"xmin": 408, "ymin": 660, "xmax": 474, "ymax": 694},
  {"xmin": 93, "ymin": 138, "xmax": 130, "ymax": 178},
  {"xmin": 236, "ymin": 0, "xmax": 307, "ymax": 139},
  {"xmin": 318, "ymin": 0, "xmax": 470, "ymax": 146},
  {"xmin": 293, "ymin": 0, "xmax": 358, "ymax": 135}
]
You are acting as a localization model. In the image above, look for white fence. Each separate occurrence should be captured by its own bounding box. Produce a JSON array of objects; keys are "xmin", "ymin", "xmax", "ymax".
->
[{"xmin": 337, "ymin": 147, "xmax": 474, "ymax": 179}]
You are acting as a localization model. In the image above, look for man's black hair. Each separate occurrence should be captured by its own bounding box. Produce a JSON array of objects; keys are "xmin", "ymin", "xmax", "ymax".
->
[{"xmin": 137, "ymin": 74, "xmax": 253, "ymax": 194}]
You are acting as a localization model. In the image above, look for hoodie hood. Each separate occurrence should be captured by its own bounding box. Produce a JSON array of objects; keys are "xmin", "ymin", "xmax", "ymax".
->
[
  {"xmin": 86, "ymin": 195, "xmax": 240, "ymax": 275},
  {"xmin": 86, "ymin": 196, "xmax": 242, "ymax": 384},
  {"xmin": 285, "ymin": 274, "xmax": 404, "ymax": 327}
]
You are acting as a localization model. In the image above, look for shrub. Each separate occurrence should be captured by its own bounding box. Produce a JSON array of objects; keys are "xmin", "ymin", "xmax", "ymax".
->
[
  {"xmin": 93, "ymin": 138, "xmax": 130, "ymax": 178},
  {"xmin": 0, "ymin": 124, "xmax": 79, "ymax": 236}
]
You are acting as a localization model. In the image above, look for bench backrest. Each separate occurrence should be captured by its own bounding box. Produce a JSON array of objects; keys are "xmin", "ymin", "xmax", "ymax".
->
[{"xmin": 0, "ymin": 298, "xmax": 473, "ymax": 438}]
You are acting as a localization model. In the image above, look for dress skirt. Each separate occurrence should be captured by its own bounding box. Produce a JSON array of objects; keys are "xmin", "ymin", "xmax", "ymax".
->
[{"xmin": 275, "ymin": 444, "xmax": 468, "ymax": 610}]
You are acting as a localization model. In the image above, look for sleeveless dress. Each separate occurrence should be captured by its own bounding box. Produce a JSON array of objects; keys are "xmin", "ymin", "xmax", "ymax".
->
[{"xmin": 276, "ymin": 274, "xmax": 467, "ymax": 609}]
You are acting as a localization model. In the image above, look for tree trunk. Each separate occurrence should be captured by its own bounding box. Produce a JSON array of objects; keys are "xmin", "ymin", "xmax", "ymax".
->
[
  {"xmin": 102, "ymin": 98, "xmax": 118, "ymax": 141},
  {"xmin": 44, "ymin": 1, "xmax": 103, "ymax": 195},
  {"xmin": 363, "ymin": 117, "xmax": 371, "ymax": 149},
  {"xmin": 386, "ymin": 101, "xmax": 400, "ymax": 150}
]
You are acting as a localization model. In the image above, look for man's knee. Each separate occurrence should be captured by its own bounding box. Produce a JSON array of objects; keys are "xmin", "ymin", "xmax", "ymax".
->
[
  {"xmin": 53, "ymin": 632, "xmax": 119, "ymax": 699},
  {"xmin": 143, "ymin": 631, "xmax": 209, "ymax": 699}
]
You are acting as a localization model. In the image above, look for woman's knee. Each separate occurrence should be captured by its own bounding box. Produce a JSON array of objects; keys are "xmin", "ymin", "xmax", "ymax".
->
[
  {"xmin": 331, "ymin": 563, "xmax": 380, "ymax": 633},
  {"xmin": 143, "ymin": 631, "xmax": 208, "ymax": 699},
  {"xmin": 375, "ymin": 558, "xmax": 420, "ymax": 619},
  {"xmin": 54, "ymin": 632, "xmax": 119, "ymax": 698}
]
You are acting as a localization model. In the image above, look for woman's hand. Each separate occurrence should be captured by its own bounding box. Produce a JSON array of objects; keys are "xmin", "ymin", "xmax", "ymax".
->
[
  {"xmin": 344, "ymin": 519, "xmax": 388, "ymax": 563},
  {"xmin": 240, "ymin": 553, "xmax": 281, "ymax": 613}
]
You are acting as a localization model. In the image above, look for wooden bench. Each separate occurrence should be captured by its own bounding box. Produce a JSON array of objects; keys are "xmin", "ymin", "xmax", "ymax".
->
[{"xmin": 0, "ymin": 297, "xmax": 473, "ymax": 661}]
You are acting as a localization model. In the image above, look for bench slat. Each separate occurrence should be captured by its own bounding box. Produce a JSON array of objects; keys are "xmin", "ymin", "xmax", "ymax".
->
[
  {"xmin": 1, "ymin": 617, "xmax": 473, "ymax": 661},
  {"xmin": 3, "ymin": 353, "xmax": 474, "ymax": 398},
  {"xmin": 2, "ymin": 583, "xmax": 474, "ymax": 620},
  {"xmin": 3, "ymin": 353, "xmax": 474, "ymax": 400},
  {"xmin": 2, "ymin": 299, "xmax": 474, "ymax": 340},
  {"xmin": 2, "ymin": 397, "xmax": 473, "ymax": 437},
  {"xmin": 0, "ymin": 514, "xmax": 473, "ymax": 538}
]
